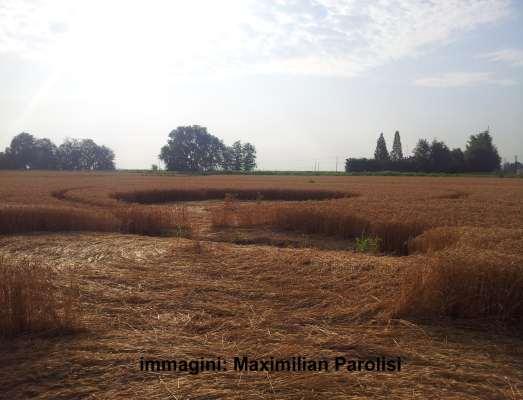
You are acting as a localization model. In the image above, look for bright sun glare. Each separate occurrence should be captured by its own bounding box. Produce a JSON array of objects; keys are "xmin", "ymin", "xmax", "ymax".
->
[{"xmin": 10, "ymin": 0, "xmax": 251, "ymax": 127}]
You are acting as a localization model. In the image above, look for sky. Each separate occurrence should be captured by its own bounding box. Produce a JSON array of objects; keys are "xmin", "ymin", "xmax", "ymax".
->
[{"xmin": 0, "ymin": 0, "xmax": 522, "ymax": 170}]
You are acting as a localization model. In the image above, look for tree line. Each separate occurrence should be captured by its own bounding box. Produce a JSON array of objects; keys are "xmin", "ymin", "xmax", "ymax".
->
[
  {"xmin": 0, "ymin": 133, "xmax": 115, "ymax": 170},
  {"xmin": 159, "ymin": 125, "xmax": 256, "ymax": 172},
  {"xmin": 345, "ymin": 129, "xmax": 501, "ymax": 173}
]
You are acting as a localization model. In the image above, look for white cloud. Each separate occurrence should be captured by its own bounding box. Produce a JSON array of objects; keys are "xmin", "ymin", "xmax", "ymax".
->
[
  {"xmin": 0, "ymin": 0, "xmax": 513, "ymax": 77},
  {"xmin": 414, "ymin": 72, "xmax": 517, "ymax": 88},
  {"xmin": 478, "ymin": 48, "xmax": 523, "ymax": 67},
  {"xmin": 237, "ymin": 0, "xmax": 513, "ymax": 76},
  {"xmin": 0, "ymin": 0, "xmax": 72, "ymax": 59}
]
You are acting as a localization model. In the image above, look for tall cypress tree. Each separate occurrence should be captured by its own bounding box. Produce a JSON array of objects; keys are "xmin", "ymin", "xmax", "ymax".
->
[
  {"xmin": 374, "ymin": 133, "xmax": 389, "ymax": 161},
  {"xmin": 390, "ymin": 130, "xmax": 403, "ymax": 161}
]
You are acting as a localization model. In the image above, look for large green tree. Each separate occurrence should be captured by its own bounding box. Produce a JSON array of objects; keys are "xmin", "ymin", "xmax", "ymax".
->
[
  {"xmin": 76, "ymin": 139, "xmax": 115, "ymax": 170},
  {"xmin": 429, "ymin": 140, "xmax": 452, "ymax": 172},
  {"xmin": 32, "ymin": 138, "xmax": 59, "ymax": 169},
  {"xmin": 9, "ymin": 132, "xmax": 35, "ymax": 169},
  {"xmin": 93, "ymin": 145, "xmax": 115, "ymax": 170},
  {"xmin": 58, "ymin": 138, "xmax": 114, "ymax": 170},
  {"xmin": 449, "ymin": 148, "xmax": 466, "ymax": 173},
  {"xmin": 464, "ymin": 130, "xmax": 501, "ymax": 172},
  {"xmin": 159, "ymin": 125, "xmax": 226, "ymax": 172},
  {"xmin": 6, "ymin": 133, "xmax": 60, "ymax": 170},
  {"xmin": 413, "ymin": 139, "xmax": 431, "ymax": 171},
  {"xmin": 2, "ymin": 133, "xmax": 114, "ymax": 170},
  {"xmin": 58, "ymin": 138, "xmax": 83, "ymax": 170},
  {"xmin": 78, "ymin": 139, "xmax": 98, "ymax": 170},
  {"xmin": 374, "ymin": 133, "xmax": 389, "ymax": 161}
]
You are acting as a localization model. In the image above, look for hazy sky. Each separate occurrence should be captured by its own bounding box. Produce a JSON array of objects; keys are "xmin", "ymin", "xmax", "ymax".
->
[{"xmin": 1, "ymin": 0, "xmax": 522, "ymax": 170}]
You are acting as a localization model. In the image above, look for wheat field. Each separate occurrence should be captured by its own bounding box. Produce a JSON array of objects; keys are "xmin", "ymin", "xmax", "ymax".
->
[{"xmin": 1, "ymin": 171, "xmax": 522, "ymax": 399}]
